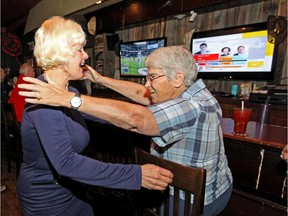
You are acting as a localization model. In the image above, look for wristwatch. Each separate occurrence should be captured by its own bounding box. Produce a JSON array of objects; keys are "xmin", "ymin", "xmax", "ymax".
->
[{"xmin": 70, "ymin": 93, "xmax": 82, "ymax": 110}]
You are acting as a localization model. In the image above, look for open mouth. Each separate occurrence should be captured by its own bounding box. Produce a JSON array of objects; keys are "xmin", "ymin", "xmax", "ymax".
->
[{"xmin": 80, "ymin": 63, "xmax": 88, "ymax": 71}]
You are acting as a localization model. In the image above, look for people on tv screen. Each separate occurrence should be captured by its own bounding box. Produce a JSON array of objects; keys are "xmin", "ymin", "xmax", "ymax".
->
[{"xmin": 194, "ymin": 43, "xmax": 209, "ymax": 55}]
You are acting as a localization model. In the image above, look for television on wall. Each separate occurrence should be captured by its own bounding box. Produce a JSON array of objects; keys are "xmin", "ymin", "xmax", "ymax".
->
[
  {"xmin": 190, "ymin": 22, "xmax": 277, "ymax": 81},
  {"xmin": 119, "ymin": 37, "xmax": 167, "ymax": 77}
]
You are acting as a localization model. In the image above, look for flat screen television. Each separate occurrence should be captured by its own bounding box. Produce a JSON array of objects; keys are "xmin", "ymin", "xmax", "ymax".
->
[
  {"xmin": 119, "ymin": 37, "xmax": 167, "ymax": 77},
  {"xmin": 191, "ymin": 22, "xmax": 277, "ymax": 81}
]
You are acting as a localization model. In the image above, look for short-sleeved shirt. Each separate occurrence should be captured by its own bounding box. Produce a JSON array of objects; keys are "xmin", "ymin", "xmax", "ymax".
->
[{"xmin": 148, "ymin": 79, "xmax": 233, "ymax": 205}]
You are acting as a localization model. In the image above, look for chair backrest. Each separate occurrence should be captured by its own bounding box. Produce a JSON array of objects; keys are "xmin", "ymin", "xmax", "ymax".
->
[{"xmin": 134, "ymin": 148, "xmax": 206, "ymax": 216}]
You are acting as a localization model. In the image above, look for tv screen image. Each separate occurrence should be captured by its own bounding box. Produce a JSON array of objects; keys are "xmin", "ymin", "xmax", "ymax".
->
[
  {"xmin": 191, "ymin": 22, "xmax": 277, "ymax": 80},
  {"xmin": 120, "ymin": 37, "xmax": 167, "ymax": 77}
]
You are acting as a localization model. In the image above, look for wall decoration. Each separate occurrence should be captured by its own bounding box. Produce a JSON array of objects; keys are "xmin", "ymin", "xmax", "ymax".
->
[{"xmin": 1, "ymin": 32, "xmax": 22, "ymax": 65}]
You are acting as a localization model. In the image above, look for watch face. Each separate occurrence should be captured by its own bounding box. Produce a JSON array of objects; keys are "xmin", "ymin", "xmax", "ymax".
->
[{"xmin": 71, "ymin": 94, "xmax": 82, "ymax": 109}]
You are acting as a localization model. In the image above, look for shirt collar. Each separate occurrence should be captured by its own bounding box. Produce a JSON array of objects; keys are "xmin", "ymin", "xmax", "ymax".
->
[{"xmin": 180, "ymin": 79, "xmax": 206, "ymax": 98}]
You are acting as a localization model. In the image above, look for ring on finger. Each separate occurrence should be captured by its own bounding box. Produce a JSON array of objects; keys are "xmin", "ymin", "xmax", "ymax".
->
[{"xmin": 37, "ymin": 92, "xmax": 41, "ymax": 100}]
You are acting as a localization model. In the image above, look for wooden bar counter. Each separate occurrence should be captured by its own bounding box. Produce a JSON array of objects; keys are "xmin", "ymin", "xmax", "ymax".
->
[
  {"xmin": 221, "ymin": 118, "xmax": 287, "ymax": 149},
  {"xmin": 221, "ymin": 118, "xmax": 287, "ymax": 215}
]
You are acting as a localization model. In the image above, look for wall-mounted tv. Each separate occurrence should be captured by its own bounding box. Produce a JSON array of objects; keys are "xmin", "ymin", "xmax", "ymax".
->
[
  {"xmin": 120, "ymin": 37, "xmax": 167, "ymax": 77},
  {"xmin": 191, "ymin": 22, "xmax": 277, "ymax": 81}
]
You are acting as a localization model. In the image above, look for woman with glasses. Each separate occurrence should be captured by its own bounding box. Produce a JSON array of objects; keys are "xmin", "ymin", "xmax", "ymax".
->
[{"xmin": 19, "ymin": 45, "xmax": 233, "ymax": 216}]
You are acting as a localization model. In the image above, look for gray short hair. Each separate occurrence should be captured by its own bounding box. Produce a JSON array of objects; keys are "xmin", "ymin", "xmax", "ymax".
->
[
  {"xmin": 145, "ymin": 46, "xmax": 198, "ymax": 86},
  {"xmin": 19, "ymin": 63, "xmax": 33, "ymax": 75}
]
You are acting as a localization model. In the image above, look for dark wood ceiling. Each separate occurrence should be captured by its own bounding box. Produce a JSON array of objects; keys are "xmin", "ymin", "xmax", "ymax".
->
[
  {"xmin": 1, "ymin": 0, "xmax": 266, "ymax": 36},
  {"xmin": 1, "ymin": 0, "xmax": 41, "ymax": 35}
]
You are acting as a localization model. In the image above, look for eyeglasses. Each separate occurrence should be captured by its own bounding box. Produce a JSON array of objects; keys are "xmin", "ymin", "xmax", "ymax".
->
[{"xmin": 146, "ymin": 74, "xmax": 165, "ymax": 83}]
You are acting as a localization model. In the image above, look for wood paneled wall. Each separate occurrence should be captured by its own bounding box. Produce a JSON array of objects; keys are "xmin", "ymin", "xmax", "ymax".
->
[{"xmin": 114, "ymin": 0, "xmax": 287, "ymax": 93}]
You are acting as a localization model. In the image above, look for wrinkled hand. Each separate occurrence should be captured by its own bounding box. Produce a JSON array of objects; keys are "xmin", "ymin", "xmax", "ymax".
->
[
  {"xmin": 82, "ymin": 65, "xmax": 103, "ymax": 83},
  {"xmin": 280, "ymin": 145, "xmax": 288, "ymax": 160},
  {"xmin": 141, "ymin": 164, "xmax": 173, "ymax": 191},
  {"xmin": 18, "ymin": 75, "xmax": 71, "ymax": 107}
]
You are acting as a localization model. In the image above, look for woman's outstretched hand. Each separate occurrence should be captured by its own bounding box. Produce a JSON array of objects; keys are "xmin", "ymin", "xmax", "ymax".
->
[
  {"xmin": 141, "ymin": 164, "xmax": 173, "ymax": 190},
  {"xmin": 82, "ymin": 65, "xmax": 103, "ymax": 83}
]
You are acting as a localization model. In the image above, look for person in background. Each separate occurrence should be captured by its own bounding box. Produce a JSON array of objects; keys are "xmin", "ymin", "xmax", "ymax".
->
[
  {"xmin": 1, "ymin": 67, "xmax": 8, "ymax": 193},
  {"xmin": 1, "ymin": 67, "xmax": 8, "ymax": 101},
  {"xmin": 19, "ymin": 45, "xmax": 233, "ymax": 216},
  {"xmin": 194, "ymin": 43, "xmax": 209, "ymax": 55},
  {"xmin": 137, "ymin": 50, "xmax": 142, "ymax": 68},
  {"xmin": 15, "ymin": 16, "xmax": 173, "ymax": 216},
  {"xmin": 8, "ymin": 63, "xmax": 36, "ymax": 122},
  {"xmin": 10, "ymin": 76, "xmax": 19, "ymax": 88},
  {"xmin": 1, "ymin": 67, "xmax": 13, "ymax": 102}
]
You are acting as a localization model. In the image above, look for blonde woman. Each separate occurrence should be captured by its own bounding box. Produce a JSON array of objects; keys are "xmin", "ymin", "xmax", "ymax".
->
[{"xmin": 16, "ymin": 16, "xmax": 173, "ymax": 216}]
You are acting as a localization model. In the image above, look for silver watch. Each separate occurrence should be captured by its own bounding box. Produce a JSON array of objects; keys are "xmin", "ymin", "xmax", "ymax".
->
[{"xmin": 70, "ymin": 93, "xmax": 82, "ymax": 110}]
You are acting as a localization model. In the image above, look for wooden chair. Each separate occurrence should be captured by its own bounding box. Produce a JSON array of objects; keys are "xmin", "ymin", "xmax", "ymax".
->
[
  {"xmin": 134, "ymin": 148, "xmax": 206, "ymax": 216},
  {"xmin": 1, "ymin": 102, "xmax": 22, "ymax": 176}
]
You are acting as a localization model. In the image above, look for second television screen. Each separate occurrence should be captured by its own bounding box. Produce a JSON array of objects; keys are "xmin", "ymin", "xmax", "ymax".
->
[{"xmin": 120, "ymin": 37, "xmax": 167, "ymax": 77}]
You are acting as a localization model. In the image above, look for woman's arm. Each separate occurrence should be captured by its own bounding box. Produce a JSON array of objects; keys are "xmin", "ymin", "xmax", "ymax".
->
[
  {"xmin": 18, "ymin": 76, "xmax": 160, "ymax": 136},
  {"xmin": 84, "ymin": 65, "xmax": 152, "ymax": 105},
  {"xmin": 29, "ymin": 106, "xmax": 172, "ymax": 190}
]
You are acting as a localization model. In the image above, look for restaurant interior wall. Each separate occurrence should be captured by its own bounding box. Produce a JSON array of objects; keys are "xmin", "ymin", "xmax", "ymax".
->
[{"xmin": 109, "ymin": 0, "xmax": 287, "ymax": 93}]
